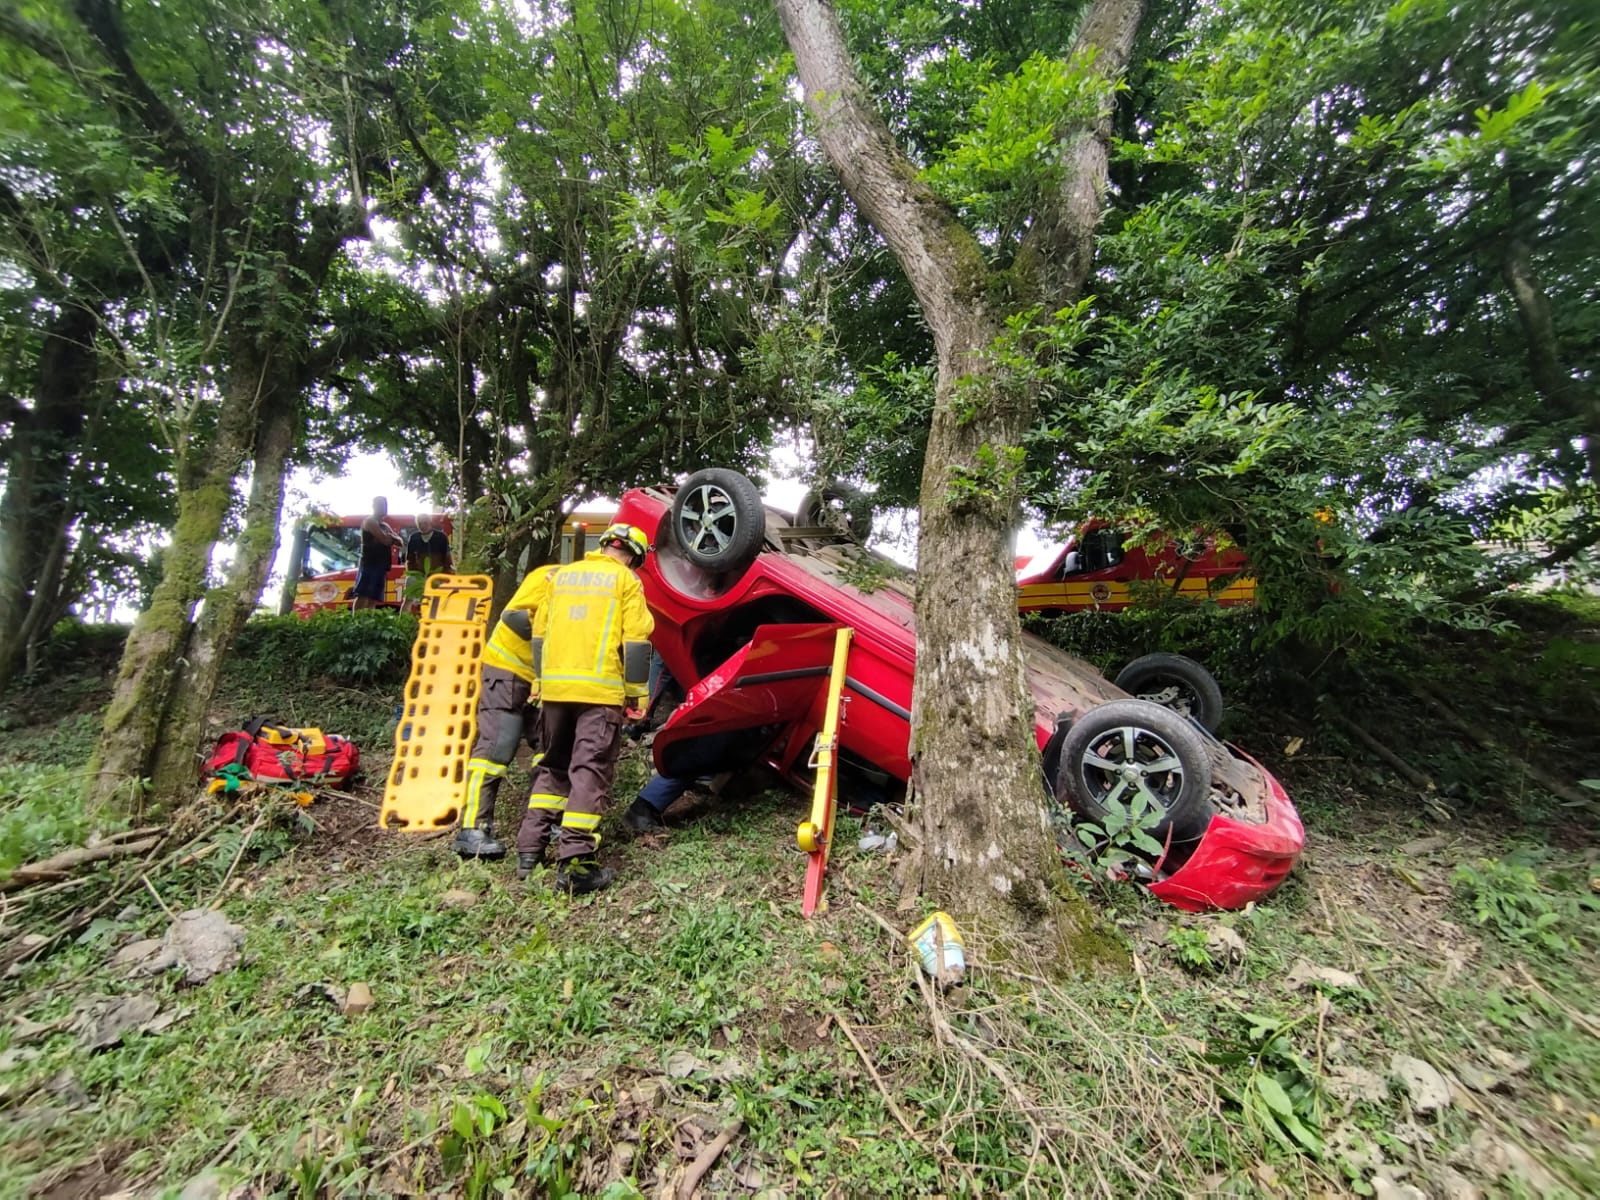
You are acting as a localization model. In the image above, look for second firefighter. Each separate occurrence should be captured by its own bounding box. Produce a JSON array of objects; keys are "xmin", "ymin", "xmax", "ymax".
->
[{"xmin": 518, "ymin": 524, "xmax": 654, "ymax": 894}]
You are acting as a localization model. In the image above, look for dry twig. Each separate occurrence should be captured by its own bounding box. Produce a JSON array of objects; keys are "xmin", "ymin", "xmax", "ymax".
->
[
  {"xmin": 0, "ymin": 836, "xmax": 162, "ymax": 891},
  {"xmin": 830, "ymin": 1007, "xmax": 922, "ymax": 1142},
  {"xmin": 1513, "ymin": 963, "xmax": 1600, "ymax": 1039},
  {"xmin": 209, "ymin": 808, "xmax": 268, "ymax": 909},
  {"xmin": 142, "ymin": 874, "xmax": 177, "ymax": 920},
  {"xmin": 1330, "ymin": 713, "xmax": 1436, "ymax": 793},
  {"xmin": 676, "ymin": 1119, "xmax": 742, "ymax": 1200}
]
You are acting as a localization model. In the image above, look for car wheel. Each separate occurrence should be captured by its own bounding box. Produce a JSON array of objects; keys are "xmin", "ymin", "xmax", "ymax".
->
[
  {"xmin": 796, "ymin": 481, "xmax": 873, "ymax": 542},
  {"xmin": 671, "ymin": 468, "xmax": 766, "ymax": 573},
  {"xmin": 1113, "ymin": 653, "xmax": 1224, "ymax": 734},
  {"xmin": 1056, "ymin": 699, "xmax": 1216, "ymax": 846},
  {"xmin": 1038, "ymin": 711, "xmax": 1072, "ymax": 796}
]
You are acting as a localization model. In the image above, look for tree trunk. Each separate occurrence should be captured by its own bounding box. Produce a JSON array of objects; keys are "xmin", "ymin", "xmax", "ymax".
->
[
  {"xmin": 775, "ymin": 0, "xmax": 1143, "ymax": 959},
  {"xmin": 87, "ymin": 349, "xmax": 263, "ymax": 812},
  {"xmin": 910, "ymin": 307, "xmax": 1064, "ymax": 922},
  {"xmin": 0, "ymin": 306, "xmax": 95, "ymax": 690},
  {"xmin": 1503, "ymin": 173, "xmax": 1600, "ymax": 480},
  {"xmin": 148, "ymin": 399, "xmax": 296, "ymax": 799}
]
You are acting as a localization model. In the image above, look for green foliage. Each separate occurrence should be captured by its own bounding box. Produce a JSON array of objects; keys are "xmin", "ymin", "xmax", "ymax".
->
[
  {"xmin": 925, "ymin": 52, "xmax": 1111, "ymax": 228},
  {"xmin": 437, "ymin": 1091, "xmax": 515, "ymax": 1199},
  {"xmin": 1063, "ymin": 784, "xmax": 1168, "ymax": 874},
  {"xmin": 945, "ymin": 442, "xmax": 1025, "ymax": 511},
  {"xmin": 837, "ymin": 547, "xmax": 904, "ymax": 595},
  {"xmin": 804, "ymin": 0, "xmax": 1600, "ymax": 657},
  {"xmin": 1210, "ymin": 1008, "xmax": 1327, "ymax": 1157},
  {"xmin": 1165, "ymin": 926, "xmax": 1216, "ymax": 974},
  {"xmin": 232, "ymin": 612, "xmax": 417, "ymax": 687},
  {"xmin": 25, "ymin": 620, "xmax": 131, "ymax": 679},
  {"xmin": 336, "ymin": 0, "xmax": 809, "ymax": 573},
  {"xmin": 0, "ymin": 762, "xmax": 98, "ymax": 875},
  {"xmin": 1452, "ymin": 855, "xmax": 1598, "ymax": 954}
]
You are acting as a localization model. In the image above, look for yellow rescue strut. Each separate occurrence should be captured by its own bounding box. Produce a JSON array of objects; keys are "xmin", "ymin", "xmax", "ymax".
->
[{"xmin": 798, "ymin": 627, "xmax": 853, "ymax": 915}]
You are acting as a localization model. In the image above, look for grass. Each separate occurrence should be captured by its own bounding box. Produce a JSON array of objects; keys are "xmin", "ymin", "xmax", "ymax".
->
[{"xmin": 1, "ymin": 610, "xmax": 1598, "ymax": 1197}]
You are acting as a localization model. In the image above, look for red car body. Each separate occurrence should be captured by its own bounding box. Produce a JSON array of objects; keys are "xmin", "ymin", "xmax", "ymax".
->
[
  {"xmin": 612, "ymin": 486, "xmax": 1302, "ymax": 911},
  {"xmin": 1015, "ymin": 520, "xmax": 1255, "ymax": 614}
]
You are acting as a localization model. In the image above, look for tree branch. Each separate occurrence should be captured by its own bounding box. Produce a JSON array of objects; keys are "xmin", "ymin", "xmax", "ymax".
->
[
  {"xmin": 68, "ymin": 0, "xmax": 231, "ymax": 224},
  {"xmin": 1012, "ymin": 0, "xmax": 1147, "ymax": 307},
  {"xmin": 1503, "ymin": 171, "xmax": 1600, "ymax": 481},
  {"xmin": 773, "ymin": 0, "xmax": 988, "ymax": 355}
]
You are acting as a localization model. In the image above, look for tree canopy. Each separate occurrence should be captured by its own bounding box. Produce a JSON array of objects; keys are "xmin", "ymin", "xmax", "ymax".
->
[
  {"xmin": 791, "ymin": 0, "xmax": 1598, "ymax": 645},
  {"xmin": 0, "ymin": 0, "xmax": 1594, "ymax": 813}
]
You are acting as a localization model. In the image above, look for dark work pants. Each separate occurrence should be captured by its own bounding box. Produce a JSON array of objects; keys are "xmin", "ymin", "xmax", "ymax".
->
[
  {"xmin": 461, "ymin": 667, "xmax": 537, "ymax": 829},
  {"xmin": 518, "ymin": 701, "xmax": 624, "ymax": 861}
]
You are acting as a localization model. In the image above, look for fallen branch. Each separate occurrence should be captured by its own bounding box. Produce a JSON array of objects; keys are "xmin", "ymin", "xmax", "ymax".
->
[
  {"xmin": 2, "ymin": 874, "xmax": 100, "ymax": 907},
  {"xmin": 830, "ymin": 1007, "xmax": 922, "ymax": 1142},
  {"xmin": 1513, "ymin": 963, "xmax": 1600, "ymax": 1039},
  {"xmin": 677, "ymin": 1118, "xmax": 742, "ymax": 1200},
  {"xmin": 860, "ymin": 905, "xmax": 906, "ymax": 945},
  {"xmin": 102, "ymin": 826, "xmax": 165, "ymax": 844},
  {"xmin": 0, "ymin": 805, "xmax": 240, "ymax": 973},
  {"xmin": 0, "ymin": 836, "xmax": 162, "ymax": 892},
  {"xmin": 1411, "ymin": 680, "xmax": 1597, "ymax": 810},
  {"xmin": 1330, "ymin": 714, "xmax": 1436, "ymax": 793}
]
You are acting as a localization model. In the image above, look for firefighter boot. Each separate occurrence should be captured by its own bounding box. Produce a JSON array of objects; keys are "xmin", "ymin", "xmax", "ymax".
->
[
  {"xmin": 622, "ymin": 796, "xmax": 667, "ymax": 834},
  {"xmin": 555, "ymin": 858, "xmax": 616, "ymax": 896},
  {"xmin": 452, "ymin": 822, "xmax": 505, "ymax": 859},
  {"xmin": 452, "ymin": 762, "xmax": 507, "ymax": 860}
]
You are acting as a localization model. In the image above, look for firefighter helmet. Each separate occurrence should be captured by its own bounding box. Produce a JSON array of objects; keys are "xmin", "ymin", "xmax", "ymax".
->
[{"xmin": 599, "ymin": 523, "xmax": 649, "ymax": 566}]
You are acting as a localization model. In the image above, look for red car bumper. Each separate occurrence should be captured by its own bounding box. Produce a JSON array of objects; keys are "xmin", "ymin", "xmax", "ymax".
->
[{"xmin": 1147, "ymin": 749, "xmax": 1303, "ymax": 912}]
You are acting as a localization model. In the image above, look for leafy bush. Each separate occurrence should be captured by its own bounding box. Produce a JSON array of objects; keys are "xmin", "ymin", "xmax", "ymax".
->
[
  {"xmin": 1165, "ymin": 926, "xmax": 1217, "ymax": 974},
  {"xmin": 233, "ymin": 611, "xmax": 418, "ymax": 686},
  {"xmin": 25, "ymin": 619, "xmax": 131, "ymax": 679},
  {"xmin": 0, "ymin": 762, "xmax": 103, "ymax": 874},
  {"xmin": 1211, "ymin": 1008, "xmax": 1327, "ymax": 1157},
  {"xmin": 1028, "ymin": 605, "xmax": 1261, "ymax": 699},
  {"xmin": 1452, "ymin": 855, "xmax": 1598, "ymax": 953}
]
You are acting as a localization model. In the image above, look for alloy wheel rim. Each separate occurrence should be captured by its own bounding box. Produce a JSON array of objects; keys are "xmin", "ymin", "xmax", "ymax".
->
[{"xmin": 1080, "ymin": 724, "xmax": 1185, "ymax": 812}]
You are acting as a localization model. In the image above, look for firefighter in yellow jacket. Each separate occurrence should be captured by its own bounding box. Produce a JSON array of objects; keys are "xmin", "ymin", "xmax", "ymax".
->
[
  {"xmin": 450, "ymin": 564, "xmax": 557, "ymax": 860},
  {"xmin": 518, "ymin": 524, "xmax": 654, "ymax": 893}
]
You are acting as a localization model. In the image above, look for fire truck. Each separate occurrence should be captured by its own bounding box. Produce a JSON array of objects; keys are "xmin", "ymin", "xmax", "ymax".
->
[
  {"xmin": 1015, "ymin": 521, "xmax": 1256, "ymax": 614},
  {"xmin": 278, "ymin": 511, "xmax": 615, "ymax": 616}
]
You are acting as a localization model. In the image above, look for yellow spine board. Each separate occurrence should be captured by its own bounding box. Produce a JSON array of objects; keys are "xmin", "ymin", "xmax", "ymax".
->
[{"xmin": 380, "ymin": 575, "xmax": 494, "ymax": 832}]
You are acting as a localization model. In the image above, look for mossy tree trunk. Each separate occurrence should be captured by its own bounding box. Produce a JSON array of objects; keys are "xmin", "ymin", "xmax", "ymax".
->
[
  {"xmin": 87, "ymin": 349, "xmax": 264, "ymax": 812},
  {"xmin": 0, "ymin": 305, "xmax": 96, "ymax": 691},
  {"xmin": 23, "ymin": 0, "xmax": 450, "ymax": 811},
  {"xmin": 776, "ymin": 0, "xmax": 1145, "ymax": 959},
  {"xmin": 148, "ymin": 391, "xmax": 297, "ymax": 798}
]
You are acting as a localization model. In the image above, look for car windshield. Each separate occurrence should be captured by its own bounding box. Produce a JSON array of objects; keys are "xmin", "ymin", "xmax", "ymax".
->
[{"xmin": 306, "ymin": 526, "xmax": 361, "ymax": 575}]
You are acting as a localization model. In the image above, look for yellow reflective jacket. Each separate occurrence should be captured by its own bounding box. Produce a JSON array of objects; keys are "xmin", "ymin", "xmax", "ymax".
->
[
  {"xmin": 531, "ymin": 551, "xmax": 654, "ymax": 706},
  {"xmin": 482, "ymin": 565, "xmax": 557, "ymax": 685}
]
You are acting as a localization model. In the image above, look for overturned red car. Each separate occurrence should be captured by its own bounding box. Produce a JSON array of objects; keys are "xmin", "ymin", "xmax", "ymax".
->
[{"xmin": 612, "ymin": 469, "xmax": 1302, "ymax": 911}]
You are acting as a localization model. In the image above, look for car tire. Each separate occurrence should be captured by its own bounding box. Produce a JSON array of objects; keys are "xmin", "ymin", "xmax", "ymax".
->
[
  {"xmin": 1038, "ymin": 711, "xmax": 1072, "ymax": 796},
  {"xmin": 670, "ymin": 468, "xmax": 766, "ymax": 574},
  {"xmin": 796, "ymin": 481, "xmax": 873, "ymax": 543},
  {"xmin": 1056, "ymin": 699, "xmax": 1216, "ymax": 847},
  {"xmin": 1114, "ymin": 653, "xmax": 1224, "ymax": 734}
]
